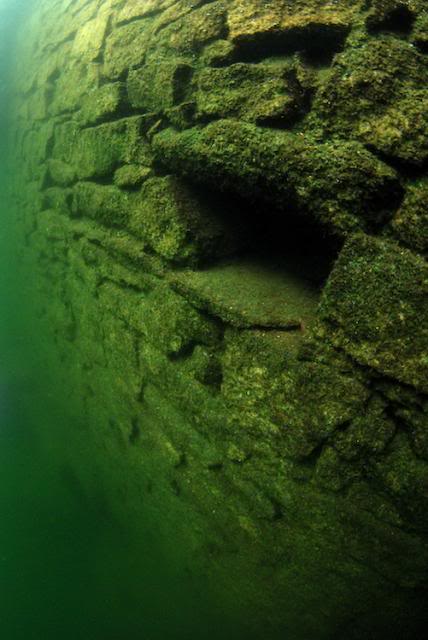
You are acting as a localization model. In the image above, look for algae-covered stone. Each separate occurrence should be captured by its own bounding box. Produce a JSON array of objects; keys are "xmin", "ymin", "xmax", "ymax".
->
[
  {"xmin": 161, "ymin": 1, "xmax": 227, "ymax": 53},
  {"xmin": 412, "ymin": 12, "xmax": 428, "ymax": 52},
  {"xmin": 332, "ymin": 395, "xmax": 396, "ymax": 461},
  {"xmin": 279, "ymin": 355, "xmax": 370, "ymax": 459},
  {"xmin": 391, "ymin": 179, "xmax": 428, "ymax": 253},
  {"xmin": 49, "ymin": 62, "xmax": 101, "ymax": 115},
  {"xmin": 53, "ymin": 116, "xmax": 151, "ymax": 179},
  {"xmin": 115, "ymin": 0, "xmax": 177, "ymax": 25},
  {"xmin": 71, "ymin": 10, "xmax": 110, "ymax": 63},
  {"xmin": 46, "ymin": 159, "xmax": 76, "ymax": 187},
  {"xmin": 153, "ymin": 120, "xmax": 401, "ymax": 235},
  {"xmin": 312, "ymin": 36, "xmax": 428, "ymax": 156},
  {"xmin": 138, "ymin": 283, "xmax": 220, "ymax": 357},
  {"xmin": 320, "ymin": 233, "xmax": 428, "ymax": 392},
  {"xmin": 72, "ymin": 182, "xmax": 130, "ymax": 227},
  {"xmin": 366, "ymin": 0, "xmax": 417, "ymax": 33},
  {"xmin": 227, "ymin": 0, "xmax": 354, "ymax": 56},
  {"xmin": 356, "ymin": 90, "xmax": 428, "ymax": 166},
  {"xmin": 114, "ymin": 165, "xmax": 152, "ymax": 189},
  {"xmin": 170, "ymin": 257, "xmax": 318, "ymax": 329},
  {"xmin": 103, "ymin": 20, "xmax": 152, "ymax": 79},
  {"xmin": 127, "ymin": 57, "xmax": 194, "ymax": 113},
  {"xmin": 128, "ymin": 176, "xmax": 240, "ymax": 264},
  {"xmin": 196, "ymin": 62, "xmax": 308, "ymax": 126},
  {"xmin": 78, "ymin": 83, "xmax": 126, "ymax": 126}
]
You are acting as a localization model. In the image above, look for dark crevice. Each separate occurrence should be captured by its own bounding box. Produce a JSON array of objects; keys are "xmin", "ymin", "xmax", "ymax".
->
[
  {"xmin": 116, "ymin": 11, "xmax": 163, "ymax": 29},
  {"xmin": 364, "ymin": 143, "xmax": 428, "ymax": 179},
  {"xmin": 185, "ymin": 181, "xmax": 342, "ymax": 288},
  {"xmin": 232, "ymin": 25, "xmax": 350, "ymax": 65},
  {"xmin": 168, "ymin": 340, "xmax": 198, "ymax": 362},
  {"xmin": 207, "ymin": 461, "xmax": 224, "ymax": 472},
  {"xmin": 129, "ymin": 417, "xmax": 141, "ymax": 444},
  {"xmin": 367, "ymin": 6, "xmax": 415, "ymax": 36}
]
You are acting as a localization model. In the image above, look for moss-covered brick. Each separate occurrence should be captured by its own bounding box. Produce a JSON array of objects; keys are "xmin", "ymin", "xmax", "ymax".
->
[
  {"xmin": 161, "ymin": 1, "xmax": 227, "ymax": 53},
  {"xmin": 153, "ymin": 120, "xmax": 401, "ymax": 235},
  {"xmin": 356, "ymin": 90, "xmax": 428, "ymax": 166},
  {"xmin": 279, "ymin": 355, "xmax": 370, "ymax": 459},
  {"xmin": 138, "ymin": 282, "xmax": 220, "ymax": 357},
  {"xmin": 312, "ymin": 36, "xmax": 428, "ymax": 155},
  {"xmin": 41, "ymin": 187, "xmax": 73, "ymax": 214},
  {"xmin": 390, "ymin": 179, "xmax": 428, "ymax": 254},
  {"xmin": 332, "ymin": 395, "xmax": 396, "ymax": 461},
  {"xmin": 78, "ymin": 83, "xmax": 126, "ymax": 126},
  {"xmin": 114, "ymin": 0, "xmax": 177, "ymax": 25},
  {"xmin": 127, "ymin": 57, "xmax": 194, "ymax": 113},
  {"xmin": 71, "ymin": 9, "xmax": 110, "ymax": 63},
  {"xmin": 320, "ymin": 233, "xmax": 428, "ymax": 392},
  {"xmin": 46, "ymin": 159, "xmax": 76, "ymax": 187},
  {"xmin": 114, "ymin": 164, "xmax": 152, "ymax": 189},
  {"xmin": 128, "ymin": 175, "xmax": 240, "ymax": 264},
  {"xmin": 49, "ymin": 62, "xmax": 101, "ymax": 115},
  {"xmin": 72, "ymin": 182, "xmax": 130, "ymax": 227},
  {"xmin": 103, "ymin": 20, "xmax": 153, "ymax": 79},
  {"xmin": 227, "ymin": 0, "xmax": 356, "ymax": 55},
  {"xmin": 196, "ymin": 62, "xmax": 308, "ymax": 126},
  {"xmin": 53, "ymin": 116, "xmax": 151, "ymax": 180}
]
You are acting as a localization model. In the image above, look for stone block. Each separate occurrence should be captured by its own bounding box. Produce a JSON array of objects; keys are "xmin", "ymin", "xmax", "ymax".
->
[
  {"xmin": 320, "ymin": 233, "xmax": 428, "ymax": 392},
  {"xmin": 103, "ymin": 21, "xmax": 152, "ymax": 79},
  {"xmin": 53, "ymin": 116, "xmax": 151, "ymax": 179},
  {"xmin": 153, "ymin": 120, "xmax": 401, "ymax": 236},
  {"xmin": 391, "ymin": 179, "xmax": 428, "ymax": 253},
  {"xmin": 71, "ymin": 10, "xmax": 110, "ymax": 63},
  {"xmin": 128, "ymin": 57, "xmax": 193, "ymax": 112},
  {"xmin": 72, "ymin": 181, "xmax": 131, "ymax": 227},
  {"xmin": 196, "ymin": 62, "xmax": 308, "ymax": 125}
]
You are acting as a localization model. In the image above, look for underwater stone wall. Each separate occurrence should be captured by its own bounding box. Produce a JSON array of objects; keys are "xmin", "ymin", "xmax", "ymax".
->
[{"xmin": 10, "ymin": 0, "xmax": 428, "ymax": 637}]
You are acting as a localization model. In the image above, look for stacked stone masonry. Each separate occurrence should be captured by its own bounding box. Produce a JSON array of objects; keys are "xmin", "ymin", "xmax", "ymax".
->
[{"xmin": 11, "ymin": 1, "xmax": 428, "ymax": 638}]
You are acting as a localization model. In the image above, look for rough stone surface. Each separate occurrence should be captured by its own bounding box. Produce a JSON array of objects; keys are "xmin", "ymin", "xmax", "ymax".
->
[{"xmin": 10, "ymin": 0, "xmax": 428, "ymax": 637}]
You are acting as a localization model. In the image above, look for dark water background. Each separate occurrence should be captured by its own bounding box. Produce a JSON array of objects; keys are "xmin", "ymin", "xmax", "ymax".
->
[{"xmin": 0, "ymin": 3, "xmax": 246, "ymax": 639}]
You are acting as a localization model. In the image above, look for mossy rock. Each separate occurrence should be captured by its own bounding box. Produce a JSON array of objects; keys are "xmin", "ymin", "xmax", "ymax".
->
[
  {"xmin": 128, "ymin": 176, "xmax": 242, "ymax": 264},
  {"xmin": 312, "ymin": 36, "xmax": 428, "ymax": 164},
  {"xmin": 390, "ymin": 178, "xmax": 428, "ymax": 253},
  {"xmin": 72, "ymin": 182, "xmax": 130, "ymax": 227},
  {"xmin": 195, "ymin": 61, "xmax": 309, "ymax": 126},
  {"xmin": 320, "ymin": 233, "xmax": 428, "ymax": 392},
  {"xmin": 153, "ymin": 119, "xmax": 401, "ymax": 235}
]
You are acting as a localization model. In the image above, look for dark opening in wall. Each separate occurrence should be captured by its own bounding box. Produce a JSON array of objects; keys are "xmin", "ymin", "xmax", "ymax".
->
[
  {"xmin": 178, "ymin": 181, "xmax": 341, "ymax": 331},
  {"xmin": 232, "ymin": 23, "xmax": 350, "ymax": 66},
  {"xmin": 367, "ymin": 5, "xmax": 415, "ymax": 36}
]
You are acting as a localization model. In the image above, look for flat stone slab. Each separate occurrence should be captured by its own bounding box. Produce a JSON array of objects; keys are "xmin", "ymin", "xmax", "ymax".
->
[{"xmin": 170, "ymin": 257, "xmax": 319, "ymax": 330}]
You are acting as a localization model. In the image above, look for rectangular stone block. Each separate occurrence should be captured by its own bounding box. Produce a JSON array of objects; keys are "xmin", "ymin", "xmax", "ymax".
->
[
  {"xmin": 320, "ymin": 234, "xmax": 428, "ymax": 393},
  {"xmin": 53, "ymin": 116, "xmax": 151, "ymax": 179}
]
